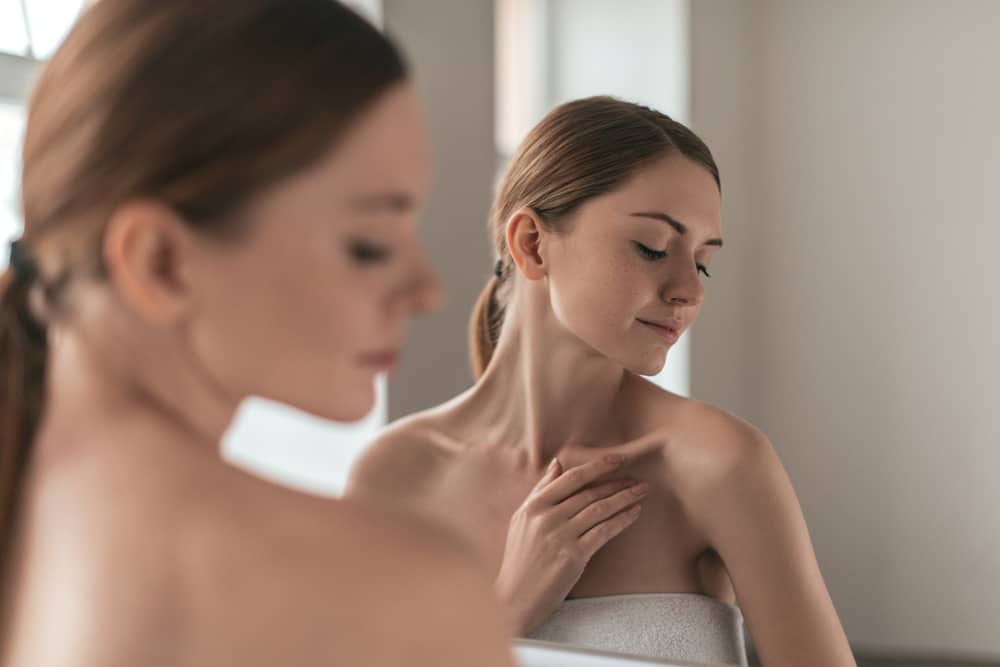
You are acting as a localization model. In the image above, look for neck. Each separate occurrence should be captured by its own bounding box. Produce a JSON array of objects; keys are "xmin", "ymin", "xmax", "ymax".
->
[
  {"xmin": 461, "ymin": 285, "xmax": 630, "ymax": 468},
  {"xmin": 41, "ymin": 299, "xmax": 239, "ymax": 456}
]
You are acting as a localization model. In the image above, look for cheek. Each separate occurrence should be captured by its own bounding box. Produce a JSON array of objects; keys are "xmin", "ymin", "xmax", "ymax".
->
[
  {"xmin": 548, "ymin": 243, "xmax": 651, "ymax": 338},
  {"xmin": 190, "ymin": 248, "xmax": 385, "ymax": 399},
  {"xmin": 291, "ymin": 261, "xmax": 393, "ymax": 360}
]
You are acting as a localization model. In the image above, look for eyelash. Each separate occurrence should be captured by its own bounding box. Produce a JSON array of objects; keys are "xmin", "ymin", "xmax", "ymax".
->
[
  {"xmin": 349, "ymin": 240, "xmax": 393, "ymax": 264},
  {"xmin": 633, "ymin": 242, "xmax": 711, "ymax": 278},
  {"xmin": 634, "ymin": 242, "xmax": 667, "ymax": 261}
]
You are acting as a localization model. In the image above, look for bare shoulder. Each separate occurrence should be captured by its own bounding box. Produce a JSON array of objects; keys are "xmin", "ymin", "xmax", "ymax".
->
[
  {"xmin": 631, "ymin": 379, "xmax": 780, "ymax": 500},
  {"xmin": 182, "ymin": 477, "xmax": 514, "ymax": 666},
  {"xmin": 12, "ymin": 422, "xmax": 512, "ymax": 666},
  {"xmin": 674, "ymin": 399, "xmax": 772, "ymax": 476},
  {"xmin": 6, "ymin": 424, "xmax": 221, "ymax": 665},
  {"xmin": 344, "ymin": 408, "xmax": 458, "ymax": 502}
]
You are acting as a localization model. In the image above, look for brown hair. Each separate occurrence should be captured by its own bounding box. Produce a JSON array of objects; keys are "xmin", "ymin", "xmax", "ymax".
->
[
  {"xmin": 469, "ymin": 96, "xmax": 721, "ymax": 378},
  {"xmin": 0, "ymin": 0, "xmax": 406, "ymax": 584}
]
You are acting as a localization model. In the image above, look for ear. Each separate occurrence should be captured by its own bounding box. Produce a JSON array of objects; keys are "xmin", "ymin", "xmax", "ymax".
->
[
  {"xmin": 505, "ymin": 207, "xmax": 550, "ymax": 281},
  {"xmin": 102, "ymin": 200, "xmax": 195, "ymax": 324}
]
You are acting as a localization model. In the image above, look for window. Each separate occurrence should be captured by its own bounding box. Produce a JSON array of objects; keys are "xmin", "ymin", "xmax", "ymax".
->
[
  {"xmin": 1, "ymin": 0, "xmax": 83, "ymax": 262},
  {"xmin": 0, "ymin": 101, "xmax": 23, "ymax": 265},
  {"xmin": 0, "ymin": 1, "xmax": 30, "ymax": 56},
  {"xmin": 0, "ymin": 0, "xmax": 85, "ymax": 60}
]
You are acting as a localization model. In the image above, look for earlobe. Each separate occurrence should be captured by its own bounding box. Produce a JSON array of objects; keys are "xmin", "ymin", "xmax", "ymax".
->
[
  {"xmin": 103, "ymin": 200, "xmax": 193, "ymax": 324},
  {"xmin": 505, "ymin": 207, "xmax": 548, "ymax": 281}
]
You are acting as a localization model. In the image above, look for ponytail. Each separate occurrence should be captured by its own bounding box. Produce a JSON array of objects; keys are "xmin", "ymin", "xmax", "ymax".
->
[
  {"xmin": 0, "ymin": 266, "xmax": 48, "ymax": 584},
  {"xmin": 468, "ymin": 275, "xmax": 506, "ymax": 379}
]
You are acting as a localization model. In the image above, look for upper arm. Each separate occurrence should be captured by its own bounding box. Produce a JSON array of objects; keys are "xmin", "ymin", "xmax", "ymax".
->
[{"xmin": 684, "ymin": 419, "xmax": 856, "ymax": 667}]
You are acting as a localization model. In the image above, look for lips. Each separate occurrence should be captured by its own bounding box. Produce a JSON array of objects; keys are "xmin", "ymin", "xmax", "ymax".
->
[
  {"xmin": 637, "ymin": 319, "xmax": 681, "ymax": 343},
  {"xmin": 359, "ymin": 350, "xmax": 400, "ymax": 370}
]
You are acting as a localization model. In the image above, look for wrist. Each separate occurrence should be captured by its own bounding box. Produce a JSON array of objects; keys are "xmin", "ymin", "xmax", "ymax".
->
[{"xmin": 494, "ymin": 579, "xmax": 533, "ymax": 636}]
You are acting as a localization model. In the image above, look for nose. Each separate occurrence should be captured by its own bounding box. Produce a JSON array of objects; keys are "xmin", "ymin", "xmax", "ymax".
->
[
  {"xmin": 660, "ymin": 259, "xmax": 704, "ymax": 307},
  {"xmin": 405, "ymin": 245, "xmax": 446, "ymax": 316}
]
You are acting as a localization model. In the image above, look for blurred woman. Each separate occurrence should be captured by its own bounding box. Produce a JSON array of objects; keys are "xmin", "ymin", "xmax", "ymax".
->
[{"xmin": 0, "ymin": 2, "xmax": 513, "ymax": 665}]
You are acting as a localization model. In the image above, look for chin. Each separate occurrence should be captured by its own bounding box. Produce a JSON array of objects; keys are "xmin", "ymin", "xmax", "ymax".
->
[
  {"xmin": 305, "ymin": 399, "xmax": 374, "ymax": 424},
  {"xmin": 289, "ymin": 378, "xmax": 376, "ymax": 424},
  {"xmin": 633, "ymin": 364, "xmax": 665, "ymax": 377},
  {"xmin": 624, "ymin": 351, "xmax": 668, "ymax": 377},
  {"xmin": 326, "ymin": 388, "xmax": 377, "ymax": 423}
]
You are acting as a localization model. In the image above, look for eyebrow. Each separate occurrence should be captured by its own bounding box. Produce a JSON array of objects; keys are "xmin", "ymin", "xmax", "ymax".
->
[
  {"xmin": 350, "ymin": 192, "xmax": 417, "ymax": 214},
  {"xmin": 629, "ymin": 211, "xmax": 723, "ymax": 247}
]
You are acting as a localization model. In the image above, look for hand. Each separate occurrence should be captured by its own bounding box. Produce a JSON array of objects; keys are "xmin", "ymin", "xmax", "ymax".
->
[{"xmin": 494, "ymin": 454, "xmax": 648, "ymax": 635}]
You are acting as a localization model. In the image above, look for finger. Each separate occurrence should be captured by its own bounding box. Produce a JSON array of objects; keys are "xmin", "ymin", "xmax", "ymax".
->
[
  {"xmin": 555, "ymin": 478, "xmax": 639, "ymax": 519},
  {"xmin": 569, "ymin": 483, "xmax": 648, "ymax": 535},
  {"xmin": 530, "ymin": 457, "xmax": 563, "ymax": 494},
  {"xmin": 534, "ymin": 454, "xmax": 627, "ymax": 506},
  {"xmin": 577, "ymin": 505, "xmax": 642, "ymax": 559}
]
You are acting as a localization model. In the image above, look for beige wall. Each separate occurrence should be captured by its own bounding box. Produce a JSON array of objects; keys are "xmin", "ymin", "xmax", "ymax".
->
[
  {"xmin": 383, "ymin": 0, "xmax": 496, "ymax": 419},
  {"xmin": 381, "ymin": 0, "xmax": 1000, "ymax": 656},
  {"xmin": 690, "ymin": 0, "xmax": 1000, "ymax": 658}
]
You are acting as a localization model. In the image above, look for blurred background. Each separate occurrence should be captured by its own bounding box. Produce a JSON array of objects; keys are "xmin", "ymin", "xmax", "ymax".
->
[{"xmin": 1, "ymin": 1, "xmax": 997, "ymax": 665}]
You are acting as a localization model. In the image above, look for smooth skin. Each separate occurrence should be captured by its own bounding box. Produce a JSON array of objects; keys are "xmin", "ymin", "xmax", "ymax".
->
[
  {"xmin": 2, "ymin": 84, "xmax": 515, "ymax": 667},
  {"xmin": 348, "ymin": 152, "xmax": 857, "ymax": 667}
]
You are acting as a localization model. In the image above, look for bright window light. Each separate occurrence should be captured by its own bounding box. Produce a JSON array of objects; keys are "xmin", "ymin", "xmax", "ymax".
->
[
  {"xmin": 24, "ymin": 0, "xmax": 84, "ymax": 59},
  {"xmin": 0, "ymin": 101, "xmax": 24, "ymax": 266},
  {"xmin": 0, "ymin": 0, "xmax": 30, "ymax": 56}
]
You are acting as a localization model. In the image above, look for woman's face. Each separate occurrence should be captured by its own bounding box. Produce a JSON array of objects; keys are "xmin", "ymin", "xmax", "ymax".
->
[
  {"xmin": 543, "ymin": 153, "xmax": 722, "ymax": 376},
  {"xmin": 187, "ymin": 83, "xmax": 441, "ymax": 422}
]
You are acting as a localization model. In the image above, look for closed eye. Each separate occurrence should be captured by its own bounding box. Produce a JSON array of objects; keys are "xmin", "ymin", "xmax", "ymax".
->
[
  {"xmin": 633, "ymin": 242, "xmax": 667, "ymax": 261},
  {"xmin": 635, "ymin": 242, "xmax": 712, "ymax": 278},
  {"xmin": 348, "ymin": 240, "xmax": 393, "ymax": 264}
]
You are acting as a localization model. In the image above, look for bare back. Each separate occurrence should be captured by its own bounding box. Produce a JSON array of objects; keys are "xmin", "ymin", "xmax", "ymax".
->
[{"xmin": 3, "ymin": 408, "xmax": 513, "ymax": 667}]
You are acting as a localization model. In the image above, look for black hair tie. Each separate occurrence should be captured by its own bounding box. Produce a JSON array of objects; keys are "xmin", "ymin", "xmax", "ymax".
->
[
  {"xmin": 494, "ymin": 259, "xmax": 504, "ymax": 281},
  {"xmin": 8, "ymin": 239, "xmax": 38, "ymax": 282}
]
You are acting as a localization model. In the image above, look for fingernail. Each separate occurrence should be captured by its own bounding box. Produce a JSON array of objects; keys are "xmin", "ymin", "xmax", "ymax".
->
[
  {"xmin": 630, "ymin": 505, "xmax": 642, "ymax": 516},
  {"xmin": 604, "ymin": 454, "xmax": 625, "ymax": 466},
  {"xmin": 549, "ymin": 457, "xmax": 560, "ymax": 472},
  {"xmin": 631, "ymin": 482, "xmax": 649, "ymax": 496}
]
